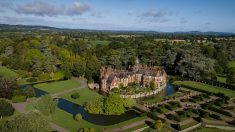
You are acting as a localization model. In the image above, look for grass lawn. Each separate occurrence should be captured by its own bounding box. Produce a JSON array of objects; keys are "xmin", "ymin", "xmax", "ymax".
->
[
  {"xmin": 34, "ymin": 80, "xmax": 80, "ymax": 94},
  {"xmin": 0, "ymin": 66, "xmax": 19, "ymax": 78},
  {"xmin": 173, "ymin": 81, "xmax": 235, "ymax": 97},
  {"xmin": 195, "ymin": 127, "xmax": 234, "ymax": 132},
  {"xmin": 60, "ymin": 88, "xmax": 103, "ymax": 105},
  {"xmin": 52, "ymin": 108, "xmax": 147, "ymax": 132}
]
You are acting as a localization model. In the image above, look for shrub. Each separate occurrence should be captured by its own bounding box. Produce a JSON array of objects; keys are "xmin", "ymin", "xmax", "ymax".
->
[
  {"xmin": 12, "ymin": 95, "xmax": 27, "ymax": 103},
  {"xmin": 74, "ymin": 113, "xmax": 82, "ymax": 121},
  {"xmin": 147, "ymin": 112, "xmax": 158, "ymax": 120},
  {"xmin": 208, "ymin": 106, "xmax": 232, "ymax": 116},
  {"xmin": 0, "ymin": 99, "xmax": 14, "ymax": 117},
  {"xmin": 26, "ymin": 77, "xmax": 37, "ymax": 82},
  {"xmin": 23, "ymin": 86, "xmax": 36, "ymax": 98},
  {"xmin": 52, "ymin": 72, "xmax": 65, "ymax": 80},
  {"xmin": 209, "ymin": 114, "xmax": 221, "ymax": 120},
  {"xmin": 38, "ymin": 73, "xmax": 51, "ymax": 81},
  {"xmin": 78, "ymin": 128, "xmax": 95, "ymax": 132},
  {"xmin": 71, "ymin": 92, "xmax": 80, "ymax": 99}
]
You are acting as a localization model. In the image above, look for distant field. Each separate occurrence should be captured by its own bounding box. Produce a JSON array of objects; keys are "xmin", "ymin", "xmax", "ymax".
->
[
  {"xmin": 0, "ymin": 66, "xmax": 19, "ymax": 78},
  {"xmin": 60, "ymin": 88, "xmax": 102, "ymax": 105},
  {"xmin": 173, "ymin": 81, "xmax": 235, "ymax": 97},
  {"xmin": 34, "ymin": 80, "xmax": 80, "ymax": 94},
  {"xmin": 88, "ymin": 40, "xmax": 111, "ymax": 46}
]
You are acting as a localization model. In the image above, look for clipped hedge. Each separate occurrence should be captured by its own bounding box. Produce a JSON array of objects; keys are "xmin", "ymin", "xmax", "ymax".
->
[
  {"xmin": 208, "ymin": 106, "xmax": 232, "ymax": 116},
  {"xmin": 71, "ymin": 92, "xmax": 80, "ymax": 99},
  {"xmin": 12, "ymin": 95, "xmax": 27, "ymax": 103}
]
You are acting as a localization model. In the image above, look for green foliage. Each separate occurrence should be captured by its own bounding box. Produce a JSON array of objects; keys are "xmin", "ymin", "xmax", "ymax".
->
[
  {"xmin": 0, "ymin": 111, "xmax": 52, "ymax": 132},
  {"xmin": 103, "ymin": 94, "xmax": 126, "ymax": 115},
  {"xmin": 34, "ymin": 94, "xmax": 57, "ymax": 116},
  {"xmin": 74, "ymin": 113, "xmax": 82, "ymax": 121},
  {"xmin": 52, "ymin": 71, "xmax": 65, "ymax": 80},
  {"xmin": 124, "ymin": 97, "xmax": 136, "ymax": 108},
  {"xmin": 150, "ymin": 80, "xmax": 156, "ymax": 90},
  {"xmin": 71, "ymin": 92, "xmax": 80, "ymax": 99},
  {"xmin": 78, "ymin": 128, "xmax": 95, "ymax": 132},
  {"xmin": 38, "ymin": 73, "xmax": 51, "ymax": 81},
  {"xmin": 154, "ymin": 120, "xmax": 163, "ymax": 130},
  {"xmin": 0, "ymin": 99, "xmax": 14, "ymax": 117},
  {"xmin": 84, "ymin": 99, "xmax": 104, "ymax": 114},
  {"xmin": 0, "ymin": 76, "xmax": 18, "ymax": 99},
  {"xmin": 12, "ymin": 95, "xmax": 27, "ymax": 103},
  {"xmin": 26, "ymin": 77, "xmax": 37, "ymax": 82}
]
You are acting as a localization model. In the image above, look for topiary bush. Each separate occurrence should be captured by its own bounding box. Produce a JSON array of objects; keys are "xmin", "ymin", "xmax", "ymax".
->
[
  {"xmin": 71, "ymin": 92, "xmax": 80, "ymax": 99},
  {"xmin": 12, "ymin": 95, "xmax": 27, "ymax": 103},
  {"xmin": 74, "ymin": 113, "xmax": 82, "ymax": 121},
  {"xmin": 0, "ymin": 99, "xmax": 14, "ymax": 117}
]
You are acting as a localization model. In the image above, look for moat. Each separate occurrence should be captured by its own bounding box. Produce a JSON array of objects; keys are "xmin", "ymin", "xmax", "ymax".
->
[{"xmin": 21, "ymin": 83, "xmax": 177, "ymax": 125}]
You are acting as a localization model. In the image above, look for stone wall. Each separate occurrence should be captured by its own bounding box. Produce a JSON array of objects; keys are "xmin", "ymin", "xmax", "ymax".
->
[{"xmin": 120, "ymin": 85, "xmax": 165, "ymax": 99}]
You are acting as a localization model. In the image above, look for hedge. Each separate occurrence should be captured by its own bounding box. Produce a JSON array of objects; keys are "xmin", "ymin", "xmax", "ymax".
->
[
  {"xmin": 12, "ymin": 95, "xmax": 27, "ymax": 103},
  {"xmin": 208, "ymin": 106, "xmax": 232, "ymax": 117}
]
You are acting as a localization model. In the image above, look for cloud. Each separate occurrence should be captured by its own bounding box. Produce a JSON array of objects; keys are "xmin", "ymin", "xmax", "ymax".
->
[
  {"xmin": 91, "ymin": 12, "xmax": 103, "ymax": 18},
  {"xmin": 14, "ymin": 1, "xmax": 91, "ymax": 17},
  {"xmin": 0, "ymin": 1, "xmax": 13, "ymax": 12},
  {"xmin": 140, "ymin": 10, "xmax": 167, "ymax": 18},
  {"xmin": 67, "ymin": 1, "xmax": 91, "ymax": 16},
  {"xmin": 15, "ymin": 1, "xmax": 62, "ymax": 16},
  {"xmin": 180, "ymin": 18, "xmax": 188, "ymax": 24},
  {"xmin": 205, "ymin": 22, "xmax": 211, "ymax": 26}
]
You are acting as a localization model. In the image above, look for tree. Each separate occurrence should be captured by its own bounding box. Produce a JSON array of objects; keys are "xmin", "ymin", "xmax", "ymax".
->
[
  {"xmin": 0, "ymin": 99, "xmax": 14, "ymax": 118},
  {"xmin": 0, "ymin": 111, "xmax": 51, "ymax": 132},
  {"xmin": 124, "ymin": 97, "xmax": 136, "ymax": 108},
  {"xmin": 154, "ymin": 120, "xmax": 163, "ymax": 131},
  {"xmin": 34, "ymin": 94, "xmax": 57, "ymax": 116},
  {"xmin": 104, "ymin": 94, "xmax": 126, "ymax": 115},
  {"xmin": 84, "ymin": 99, "xmax": 104, "ymax": 114},
  {"xmin": 0, "ymin": 76, "xmax": 18, "ymax": 99},
  {"xmin": 78, "ymin": 128, "xmax": 95, "ymax": 132},
  {"xmin": 227, "ymin": 68, "xmax": 235, "ymax": 84}
]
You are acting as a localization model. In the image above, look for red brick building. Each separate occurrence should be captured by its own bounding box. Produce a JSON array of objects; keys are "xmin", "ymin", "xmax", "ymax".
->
[{"xmin": 100, "ymin": 59, "xmax": 167, "ymax": 93}]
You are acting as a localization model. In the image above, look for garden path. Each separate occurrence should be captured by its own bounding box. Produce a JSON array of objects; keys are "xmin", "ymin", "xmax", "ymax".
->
[
  {"xmin": 104, "ymin": 118, "xmax": 154, "ymax": 132},
  {"xmin": 11, "ymin": 99, "xmax": 70, "ymax": 132}
]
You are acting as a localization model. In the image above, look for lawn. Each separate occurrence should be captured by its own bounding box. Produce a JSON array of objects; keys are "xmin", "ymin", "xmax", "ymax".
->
[
  {"xmin": 173, "ymin": 81, "xmax": 235, "ymax": 97},
  {"xmin": 34, "ymin": 80, "xmax": 80, "ymax": 94},
  {"xmin": 60, "ymin": 88, "xmax": 103, "ymax": 105},
  {"xmin": 52, "ymin": 108, "xmax": 147, "ymax": 132},
  {"xmin": 0, "ymin": 66, "xmax": 19, "ymax": 78}
]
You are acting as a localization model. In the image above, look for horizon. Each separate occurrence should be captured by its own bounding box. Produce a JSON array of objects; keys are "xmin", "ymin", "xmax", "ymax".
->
[{"xmin": 0, "ymin": 0, "xmax": 235, "ymax": 33}]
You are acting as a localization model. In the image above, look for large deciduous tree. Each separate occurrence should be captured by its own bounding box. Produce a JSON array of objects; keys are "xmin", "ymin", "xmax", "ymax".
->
[{"xmin": 0, "ymin": 76, "xmax": 18, "ymax": 99}]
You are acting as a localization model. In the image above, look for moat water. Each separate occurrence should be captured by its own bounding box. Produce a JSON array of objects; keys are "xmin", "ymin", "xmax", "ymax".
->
[{"xmin": 20, "ymin": 82, "xmax": 176, "ymax": 125}]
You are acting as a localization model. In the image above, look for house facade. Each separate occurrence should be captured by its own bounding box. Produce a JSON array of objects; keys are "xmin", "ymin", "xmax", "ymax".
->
[{"xmin": 100, "ymin": 60, "xmax": 167, "ymax": 93}]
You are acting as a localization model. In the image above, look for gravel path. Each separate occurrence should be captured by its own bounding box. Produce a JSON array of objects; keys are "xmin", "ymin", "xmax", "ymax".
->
[{"xmin": 104, "ymin": 118, "xmax": 154, "ymax": 132}]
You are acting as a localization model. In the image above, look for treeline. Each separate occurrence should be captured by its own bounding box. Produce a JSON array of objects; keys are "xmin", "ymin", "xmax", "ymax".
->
[{"xmin": 0, "ymin": 31, "xmax": 235, "ymax": 83}]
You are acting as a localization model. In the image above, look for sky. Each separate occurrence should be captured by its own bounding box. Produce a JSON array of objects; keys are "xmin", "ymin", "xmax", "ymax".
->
[{"xmin": 0, "ymin": 0, "xmax": 235, "ymax": 32}]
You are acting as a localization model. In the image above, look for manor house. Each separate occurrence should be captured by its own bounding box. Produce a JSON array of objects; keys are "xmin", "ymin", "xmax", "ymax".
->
[{"xmin": 100, "ymin": 59, "xmax": 167, "ymax": 93}]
